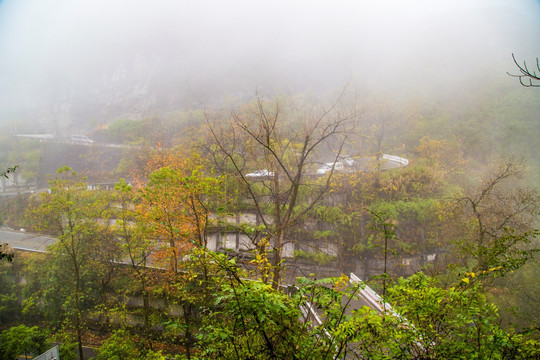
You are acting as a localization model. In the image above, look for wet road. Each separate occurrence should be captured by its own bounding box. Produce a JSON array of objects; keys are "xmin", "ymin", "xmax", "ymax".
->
[{"xmin": 0, "ymin": 228, "xmax": 56, "ymax": 252}]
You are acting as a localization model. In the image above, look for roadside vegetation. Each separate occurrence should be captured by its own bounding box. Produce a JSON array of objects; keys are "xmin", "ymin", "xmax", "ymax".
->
[{"xmin": 0, "ymin": 84, "xmax": 539, "ymax": 359}]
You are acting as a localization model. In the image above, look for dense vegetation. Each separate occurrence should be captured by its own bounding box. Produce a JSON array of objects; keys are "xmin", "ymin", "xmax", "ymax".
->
[{"xmin": 0, "ymin": 83, "xmax": 539, "ymax": 359}]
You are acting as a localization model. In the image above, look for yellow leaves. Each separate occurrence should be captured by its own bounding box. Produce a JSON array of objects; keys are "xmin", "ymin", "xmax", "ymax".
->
[
  {"xmin": 255, "ymin": 254, "xmax": 262, "ymax": 262},
  {"xmin": 462, "ymin": 266, "xmax": 504, "ymax": 285},
  {"xmin": 333, "ymin": 273, "xmax": 349, "ymax": 291},
  {"xmin": 461, "ymin": 271, "xmax": 475, "ymax": 284},
  {"xmin": 249, "ymin": 238, "xmax": 273, "ymax": 281}
]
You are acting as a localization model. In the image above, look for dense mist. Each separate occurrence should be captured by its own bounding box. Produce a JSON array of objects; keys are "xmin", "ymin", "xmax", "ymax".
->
[
  {"xmin": 2, "ymin": 3, "xmax": 540, "ymax": 357},
  {"xmin": 1, "ymin": 0, "xmax": 539, "ymax": 131}
]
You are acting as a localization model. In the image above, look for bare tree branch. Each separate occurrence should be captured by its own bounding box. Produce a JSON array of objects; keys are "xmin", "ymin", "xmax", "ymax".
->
[
  {"xmin": 206, "ymin": 92, "xmax": 357, "ymax": 288},
  {"xmin": 508, "ymin": 53, "xmax": 540, "ymax": 87}
]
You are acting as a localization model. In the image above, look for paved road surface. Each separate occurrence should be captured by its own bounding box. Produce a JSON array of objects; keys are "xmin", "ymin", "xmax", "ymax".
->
[
  {"xmin": 0, "ymin": 228, "xmax": 56, "ymax": 252},
  {"xmin": 1, "ymin": 227, "xmax": 391, "ymax": 339}
]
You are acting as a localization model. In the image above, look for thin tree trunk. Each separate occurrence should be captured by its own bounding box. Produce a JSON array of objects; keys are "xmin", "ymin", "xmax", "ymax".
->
[
  {"xmin": 271, "ymin": 231, "xmax": 285, "ymax": 289},
  {"xmin": 143, "ymin": 288, "xmax": 152, "ymax": 350},
  {"xmin": 183, "ymin": 303, "xmax": 192, "ymax": 359}
]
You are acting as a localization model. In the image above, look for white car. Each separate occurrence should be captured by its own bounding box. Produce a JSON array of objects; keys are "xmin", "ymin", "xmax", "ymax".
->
[
  {"xmin": 317, "ymin": 161, "xmax": 344, "ymax": 175},
  {"xmin": 245, "ymin": 170, "xmax": 274, "ymax": 178},
  {"xmin": 317, "ymin": 158, "xmax": 355, "ymax": 175},
  {"xmin": 71, "ymin": 135, "xmax": 94, "ymax": 143}
]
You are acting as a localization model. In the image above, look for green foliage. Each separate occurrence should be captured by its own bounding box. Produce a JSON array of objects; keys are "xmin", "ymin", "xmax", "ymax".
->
[
  {"xmin": 96, "ymin": 329, "xmax": 140, "ymax": 360},
  {"xmin": 0, "ymin": 325, "xmax": 49, "ymax": 360},
  {"xmin": 52, "ymin": 329, "xmax": 77, "ymax": 360},
  {"xmin": 0, "ymin": 193, "xmax": 34, "ymax": 229},
  {"xmin": 488, "ymin": 257, "xmax": 540, "ymax": 330},
  {"xmin": 198, "ymin": 270, "xmax": 540, "ymax": 359},
  {"xmin": 0, "ymin": 244, "xmax": 14, "ymax": 262},
  {"xmin": 0, "ymin": 88, "xmax": 538, "ymax": 358},
  {"xmin": 0, "ymin": 292, "xmax": 18, "ymax": 322},
  {"xmin": 450, "ymin": 158, "xmax": 539, "ymax": 277},
  {"xmin": 312, "ymin": 161, "xmax": 455, "ymax": 276},
  {"xmin": 197, "ymin": 268, "xmax": 540, "ymax": 359},
  {"xmin": 0, "ymin": 134, "xmax": 42, "ymax": 181},
  {"xmin": 198, "ymin": 277, "xmax": 313, "ymax": 359},
  {"xmin": 379, "ymin": 272, "xmax": 540, "ymax": 359},
  {"xmin": 0, "ymin": 261, "xmax": 21, "ymax": 323},
  {"xmin": 293, "ymin": 249, "xmax": 336, "ymax": 265},
  {"xmin": 370, "ymin": 197, "xmax": 438, "ymax": 223},
  {"xmin": 4, "ymin": 241, "xmax": 540, "ymax": 359},
  {"xmin": 0, "ymin": 165, "xmax": 27, "ymax": 234},
  {"xmin": 107, "ymin": 118, "xmax": 144, "ymax": 144},
  {"xmin": 27, "ymin": 167, "xmax": 121, "ymax": 360}
]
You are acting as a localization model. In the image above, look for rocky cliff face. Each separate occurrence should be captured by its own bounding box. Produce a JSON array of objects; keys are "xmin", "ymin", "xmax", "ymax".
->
[
  {"xmin": 1, "ymin": 52, "xmax": 271, "ymax": 137},
  {"xmin": 39, "ymin": 142, "xmax": 123, "ymax": 186}
]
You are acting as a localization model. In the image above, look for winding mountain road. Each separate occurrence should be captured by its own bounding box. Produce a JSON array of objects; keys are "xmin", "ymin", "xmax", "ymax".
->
[{"xmin": 0, "ymin": 227, "xmax": 56, "ymax": 253}]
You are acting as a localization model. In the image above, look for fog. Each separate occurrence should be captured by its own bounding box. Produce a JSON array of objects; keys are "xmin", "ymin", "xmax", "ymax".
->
[{"xmin": 0, "ymin": 0, "xmax": 539, "ymax": 128}]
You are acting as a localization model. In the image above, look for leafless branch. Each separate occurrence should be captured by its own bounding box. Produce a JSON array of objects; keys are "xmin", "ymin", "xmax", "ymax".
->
[
  {"xmin": 206, "ymin": 92, "xmax": 356, "ymax": 287},
  {"xmin": 508, "ymin": 53, "xmax": 540, "ymax": 88}
]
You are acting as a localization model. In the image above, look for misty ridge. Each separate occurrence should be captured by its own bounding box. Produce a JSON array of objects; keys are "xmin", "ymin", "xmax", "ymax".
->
[
  {"xmin": 0, "ymin": 0, "xmax": 539, "ymax": 133},
  {"xmin": 2, "ymin": 2, "xmax": 540, "ymax": 359},
  {"xmin": 0, "ymin": 0, "xmax": 539, "ymax": 185}
]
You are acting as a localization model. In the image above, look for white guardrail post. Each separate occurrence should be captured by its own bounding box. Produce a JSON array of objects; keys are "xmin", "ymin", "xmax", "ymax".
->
[
  {"xmin": 350, "ymin": 273, "xmax": 424, "ymax": 350},
  {"xmin": 382, "ymin": 154, "xmax": 409, "ymax": 167},
  {"xmin": 349, "ymin": 273, "xmax": 397, "ymax": 315}
]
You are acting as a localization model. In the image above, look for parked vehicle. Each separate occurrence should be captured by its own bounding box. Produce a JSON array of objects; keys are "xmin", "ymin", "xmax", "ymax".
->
[
  {"xmin": 317, "ymin": 162, "xmax": 344, "ymax": 174},
  {"xmin": 71, "ymin": 135, "xmax": 94, "ymax": 143},
  {"xmin": 245, "ymin": 169, "xmax": 274, "ymax": 179},
  {"xmin": 317, "ymin": 158, "xmax": 354, "ymax": 175}
]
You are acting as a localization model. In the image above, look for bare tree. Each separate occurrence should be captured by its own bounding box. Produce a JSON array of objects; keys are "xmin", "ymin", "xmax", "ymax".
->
[
  {"xmin": 508, "ymin": 53, "xmax": 540, "ymax": 87},
  {"xmin": 206, "ymin": 93, "xmax": 357, "ymax": 288},
  {"xmin": 454, "ymin": 157, "xmax": 539, "ymax": 275}
]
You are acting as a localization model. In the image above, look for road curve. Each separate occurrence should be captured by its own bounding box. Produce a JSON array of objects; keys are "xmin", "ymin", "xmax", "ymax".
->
[{"xmin": 0, "ymin": 228, "xmax": 56, "ymax": 252}]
